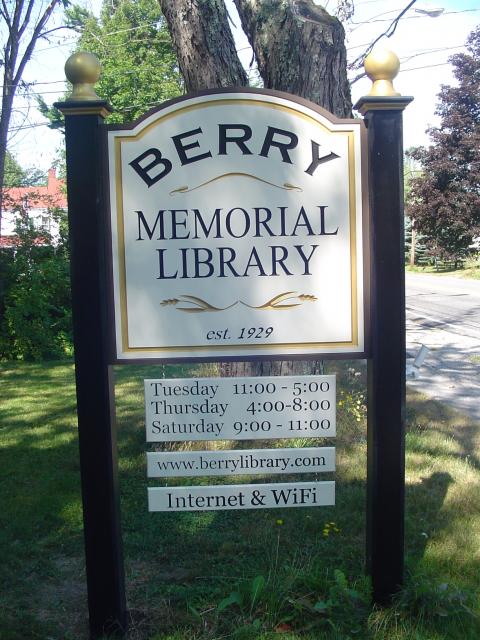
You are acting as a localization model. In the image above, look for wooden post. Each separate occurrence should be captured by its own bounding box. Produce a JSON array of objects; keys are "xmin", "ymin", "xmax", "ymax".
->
[
  {"xmin": 55, "ymin": 53, "xmax": 127, "ymax": 637},
  {"xmin": 355, "ymin": 49, "xmax": 413, "ymax": 604}
]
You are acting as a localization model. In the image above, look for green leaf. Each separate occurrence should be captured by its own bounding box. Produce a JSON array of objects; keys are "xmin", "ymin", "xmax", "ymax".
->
[
  {"xmin": 217, "ymin": 591, "xmax": 242, "ymax": 612},
  {"xmin": 334, "ymin": 569, "xmax": 348, "ymax": 589},
  {"xmin": 314, "ymin": 600, "xmax": 331, "ymax": 612},
  {"xmin": 187, "ymin": 604, "xmax": 202, "ymax": 620},
  {"xmin": 250, "ymin": 575, "xmax": 265, "ymax": 607}
]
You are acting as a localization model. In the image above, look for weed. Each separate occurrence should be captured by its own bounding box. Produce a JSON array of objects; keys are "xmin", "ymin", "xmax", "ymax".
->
[
  {"xmin": 393, "ymin": 572, "xmax": 477, "ymax": 622},
  {"xmin": 210, "ymin": 565, "xmax": 371, "ymax": 638},
  {"xmin": 290, "ymin": 569, "xmax": 370, "ymax": 637}
]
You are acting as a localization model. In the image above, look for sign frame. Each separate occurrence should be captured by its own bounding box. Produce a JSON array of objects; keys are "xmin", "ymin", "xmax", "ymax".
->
[
  {"xmin": 104, "ymin": 87, "xmax": 371, "ymax": 364},
  {"xmin": 56, "ymin": 54, "xmax": 410, "ymax": 632}
]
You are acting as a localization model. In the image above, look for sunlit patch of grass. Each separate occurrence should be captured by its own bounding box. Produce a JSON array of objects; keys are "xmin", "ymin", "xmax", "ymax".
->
[
  {"xmin": 406, "ymin": 256, "xmax": 480, "ymax": 280},
  {"xmin": 336, "ymin": 443, "xmax": 366, "ymax": 482},
  {"xmin": 59, "ymin": 499, "xmax": 84, "ymax": 528}
]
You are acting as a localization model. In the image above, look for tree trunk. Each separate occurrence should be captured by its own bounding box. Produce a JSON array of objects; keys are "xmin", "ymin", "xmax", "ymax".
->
[
  {"xmin": 158, "ymin": 0, "xmax": 352, "ymax": 376},
  {"xmin": 410, "ymin": 225, "xmax": 416, "ymax": 266},
  {"xmin": 0, "ymin": 92, "xmax": 14, "ymax": 234},
  {"xmin": 158, "ymin": 0, "xmax": 248, "ymax": 91},
  {"xmin": 234, "ymin": 0, "xmax": 352, "ymax": 117}
]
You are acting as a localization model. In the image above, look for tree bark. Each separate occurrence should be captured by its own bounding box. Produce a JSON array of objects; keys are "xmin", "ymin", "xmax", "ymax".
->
[
  {"xmin": 234, "ymin": 0, "xmax": 352, "ymax": 117},
  {"xmin": 158, "ymin": 0, "xmax": 248, "ymax": 91}
]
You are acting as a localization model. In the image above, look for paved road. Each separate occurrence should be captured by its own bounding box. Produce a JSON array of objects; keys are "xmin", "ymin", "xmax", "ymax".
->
[
  {"xmin": 406, "ymin": 272, "xmax": 480, "ymax": 340},
  {"xmin": 405, "ymin": 273, "xmax": 480, "ymax": 421}
]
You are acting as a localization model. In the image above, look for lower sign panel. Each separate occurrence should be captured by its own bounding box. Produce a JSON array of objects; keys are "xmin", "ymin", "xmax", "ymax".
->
[
  {"xmin": 147, "ymin": 447, "xmax": 335, "ymax": 477},
  {"xmin": 148, "ymin": 481, "xmax": 335, "ymax": 512}
]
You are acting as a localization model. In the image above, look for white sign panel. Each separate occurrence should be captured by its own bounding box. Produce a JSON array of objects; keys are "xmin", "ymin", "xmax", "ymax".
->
[
  {"xmin": 148, "ymin": 481, "xmax": 335, "ymax": 512},
  {"xmin": 144, "ymin": 374, "xmax": 336, "ymax": 442},
  {"xmin": 147, "ymin": 447, "xmax": 335, "ymax": 478},
  {"xmin": 108, "ymin": 90, "xmax": 367, "ymax": 361}
]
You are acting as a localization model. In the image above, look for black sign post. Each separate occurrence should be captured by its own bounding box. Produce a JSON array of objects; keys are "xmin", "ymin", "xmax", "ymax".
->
[
  {"xmin": 55, "ymin": 54, "xmax": 127, "ymax": 637},
  {"xmin": 355, "ymin": 52, "xmax": 413, "ymax": 604}
]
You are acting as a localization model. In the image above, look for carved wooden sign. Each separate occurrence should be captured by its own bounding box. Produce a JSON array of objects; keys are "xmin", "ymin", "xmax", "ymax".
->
[{"xmin": 107, "ymin": 89, "xmax": 368, "ymax": 361}]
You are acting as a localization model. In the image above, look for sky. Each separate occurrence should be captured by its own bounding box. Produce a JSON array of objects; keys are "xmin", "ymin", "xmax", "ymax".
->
[
  {"xmin": 7, "ymin": 0, "xmax": 480, "ymax": 173},
  {"xmin": 343, "ymin": 0, "xmax": 480, "ymax": 151}
]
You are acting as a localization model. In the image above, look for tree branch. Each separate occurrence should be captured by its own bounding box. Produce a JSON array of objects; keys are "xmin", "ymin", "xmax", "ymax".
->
[
  {"xmin": 18, "ymin": 0, "xmax": 35, "ymax": 39},
  {"xmin": 349, "ymin": 70, "xmax": 366, "ymax": 86},
  {"xmin": 349, "ymin": 0, "xmax": 417, "ymax": 70},
  {"xmin": 11, "ymin": 0, "xmax": 25, "ymax": 41},
  {"xmin": 13, "ymin": 0, "xmax": 61, "ymax": 87},
  {"xmin": 0, "ymin": 0, "xmax": 12, "ymax": 27},
  {"xmin": 38, "ymin": 24, "xmax": 73, "ymax": 39}
]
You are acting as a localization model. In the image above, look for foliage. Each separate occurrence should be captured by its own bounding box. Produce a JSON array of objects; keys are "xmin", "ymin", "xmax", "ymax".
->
[
  {"xmin": 392, "ymin": 571, "xmax": 476, "ymax": 623},
  {"xmin": 0, "ymin": 200, "xmax": 71, "ymax": 360},
  {"xmin": 31, "ymin": 1, "xmax": 184, "ymax": 363},
  {"xmin": 407, "ymin": 26, "xmax": 480, "ymax": 261},
  {"xmin": 216, "ymin": 574, "xmax": 267, "ymax": 623},
  {"xmin": 3, "ymin": 151, "xmax": 46, "ymax": 187},
  {"xmin": 39, "ymin": 0, "xmax": 183, "ymax": 127},
  {"xmin": 369, "ymin": 572, "xmax": 478, "ymax": 639},
  {"xmin": 4, "ymin": 151, "xmax": 26, "ymax": 187},
  {"xmin": 406, "ymin": 254, "xmax": 480, "ymax": 279},
  {"xmin": 308, "ymin": 569, "xmax": 370, "ymax": 635},
  {"xmin": 338, "ymin": 366, "xmax": 366, "ymax": 425},
  {"xmin": 213, "ymin": 568, "xmax": 370, "ymax": 638}
]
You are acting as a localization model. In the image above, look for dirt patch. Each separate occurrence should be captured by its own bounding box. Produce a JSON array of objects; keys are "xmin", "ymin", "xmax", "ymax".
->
[{"xmin": 35, "ymin": 555, "xmax": 88, "ymax": 639}]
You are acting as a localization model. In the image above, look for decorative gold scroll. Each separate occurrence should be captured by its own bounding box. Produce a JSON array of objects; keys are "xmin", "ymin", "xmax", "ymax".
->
[
  {"xmin": 160, "ymin": 292, "xmax": 317, "ymax": 313},
  {"xmin": 169, "ymin": 172, "xmax": 302, "ymax": 196}
]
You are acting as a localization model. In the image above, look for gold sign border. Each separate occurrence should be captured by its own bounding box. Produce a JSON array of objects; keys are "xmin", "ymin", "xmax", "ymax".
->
[{"xmin": 110, "ymin": 96, "xmax": 362, "ymax": 356}]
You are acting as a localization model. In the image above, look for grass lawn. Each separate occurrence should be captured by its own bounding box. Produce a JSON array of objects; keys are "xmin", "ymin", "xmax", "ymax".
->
[
  {"xmin": 406, "ymin": 256, "xmax": 480, "ymax": 280},
  {"xmin": 0, "ymin": 360, "xmax": 479, "ymax": 639}
]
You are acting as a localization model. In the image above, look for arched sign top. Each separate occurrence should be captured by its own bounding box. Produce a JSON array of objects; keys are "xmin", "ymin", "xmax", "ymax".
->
[
  {"xmin": 107, "ymin": 90, "xmax": 369, "ymax": 362},
  {"xmin": 107, "ymin": 87, "xmax": 361, "ymax": 132}
]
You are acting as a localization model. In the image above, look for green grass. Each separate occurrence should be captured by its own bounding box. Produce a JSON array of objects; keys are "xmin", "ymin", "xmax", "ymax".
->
[
  {"xmin": 0, "ymin": 360, "xmax": 479, "ymax": 639},
  {"xmin": 406, "ymin": 256, "xmax": 480, "ymax": 279}
]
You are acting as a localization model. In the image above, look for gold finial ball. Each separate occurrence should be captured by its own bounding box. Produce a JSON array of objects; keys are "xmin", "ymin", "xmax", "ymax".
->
[
  {"xmin": 364, "ymin": 48, "xmax": 401, "ymax": 97},
  {"xmin": 65, "ymin": 52, "xmax": 102, "ymax": 101},
  {"xmin": 65, "ymin": 51, "xmax": 101, "ymax": 85}
]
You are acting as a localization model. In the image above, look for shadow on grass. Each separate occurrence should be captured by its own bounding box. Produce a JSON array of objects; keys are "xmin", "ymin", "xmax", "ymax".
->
[
  {"xmin": 404, "ymin": 471, "xmax": 453, "ymax": 563},
  {"xmin": 0, "ymin": 427, "xmax": 86, "ymax": 637},
  {"xmin": 407, "ymin": 391, "xmax": 480, "ymax": 471}
]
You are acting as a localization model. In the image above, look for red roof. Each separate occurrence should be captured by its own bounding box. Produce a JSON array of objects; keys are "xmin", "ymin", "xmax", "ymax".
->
[
  {"xmin": 0, "ymin": 235, "xmax": 18, "ymax": 247},
  {"xmin": 0, "ymin": 234, "xmax": 50, "ymax": 248},
  {"xmin": 3, "ymin": 168, "xmax": 67, "ymax": 209}
]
